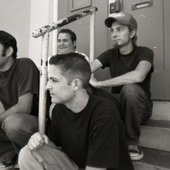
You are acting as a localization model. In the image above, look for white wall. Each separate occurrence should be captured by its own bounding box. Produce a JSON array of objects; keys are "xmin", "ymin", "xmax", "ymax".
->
[
  {"xmin": 0, "ymin": 0, "xmax": 53, "ymax": 66},
  {"xmin": 0, "ymin": 0, "xmax": 30, "ymax": 58},
  {"xmin": 29, "ymin": 0, "xmax": 51, "ymax": 66}
]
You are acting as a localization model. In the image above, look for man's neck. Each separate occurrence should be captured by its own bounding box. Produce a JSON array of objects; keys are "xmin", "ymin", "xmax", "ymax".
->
[
  {"xmin": 65, "ymin": 90, "xmax": 89, "ymax": 113},
  {"xmin": 0, "ymin": 56, "xmax": 15, "ymax": 72},
  {"xmin": 119, "ymin": 42, "xmax": 134, "ymax": 55}
]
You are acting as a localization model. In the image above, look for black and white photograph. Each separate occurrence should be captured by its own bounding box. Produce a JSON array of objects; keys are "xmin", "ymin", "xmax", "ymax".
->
[{"xmin": 0, "ymin": 0, "xmax": 170, "ymax": 169}]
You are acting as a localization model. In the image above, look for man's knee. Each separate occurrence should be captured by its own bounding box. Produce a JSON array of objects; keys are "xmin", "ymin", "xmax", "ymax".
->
[
  {"xmin": 18, "ymin": 145, "xmax": 30, "ymax": 164},
  {"xmin": 18, "ymin": 145, "xmax": 37, "ymax": 169},
  {"xmin": 2, "ymin": 115, "xmax": 22, "ymax": 137},
  {"xmin": 121, "ymin": 84, "xmax": 145, "ymax": 100},
  {"xmin": 2, "ymin": 114, "xmax": 37, "ymax": 140}
]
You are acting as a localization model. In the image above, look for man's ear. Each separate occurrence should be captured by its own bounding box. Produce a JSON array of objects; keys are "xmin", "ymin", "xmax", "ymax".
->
[
  {"xmin": 5, "ymin": 47, "xmax": 13, "ymax": 57},
  {"xmin": 72, "ymin": 79, "xmax": 81, "ymax": 91},
  {"xmin": 130, "ymin": 29, "xmax": 136, "ymax": 39}
]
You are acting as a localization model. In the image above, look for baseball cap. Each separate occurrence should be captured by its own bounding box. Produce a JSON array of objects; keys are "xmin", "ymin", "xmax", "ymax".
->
[{"xmin": 105, "ymin": 12, "xmax": 137, "ymax": 30}]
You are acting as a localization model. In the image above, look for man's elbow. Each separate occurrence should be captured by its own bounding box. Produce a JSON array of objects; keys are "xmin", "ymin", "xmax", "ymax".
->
[
  {"xmin": 24, "ymin": 108, "xmax": 32, "ymax": 114},
  {"xmin": 17, "ymin": 104, "xmax": 32, "ymax": 114},
  {"xmin": 135, "ymin": 74, "xmax": 145, "ymax": 83},
  {"xmin": 90, "ymin": 59, "xmax": 102, "ymax": 73}
]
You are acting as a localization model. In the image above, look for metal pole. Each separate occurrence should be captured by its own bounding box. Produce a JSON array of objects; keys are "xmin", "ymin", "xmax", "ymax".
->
[
  {"xmin": 38, "ymin": 32, "xmax": 49, "ymax": 134},
  {"xmin": 89, "ymin": 11, "xmax": 95, "ymax": 62}
]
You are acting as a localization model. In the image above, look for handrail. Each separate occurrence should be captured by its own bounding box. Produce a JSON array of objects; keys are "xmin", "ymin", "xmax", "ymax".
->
[{"xmin": 32, "ymin": 7, "xmax": 98, "ymax": 38}]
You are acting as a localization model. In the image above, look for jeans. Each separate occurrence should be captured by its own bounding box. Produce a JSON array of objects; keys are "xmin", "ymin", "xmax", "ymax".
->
[
  {"xmin": 19, "ymin": 144, "xmax": 79, "ymax": 170},
  {"xmin": 0, "ymin": 114, "xmax": 38, "ymax": 163},
  {"xmin": 112, "ymin": 84, "xmax": 152, "ymax": 145}
]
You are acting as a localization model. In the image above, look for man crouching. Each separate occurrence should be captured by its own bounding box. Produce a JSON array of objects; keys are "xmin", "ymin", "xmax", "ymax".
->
[{"xmin": 18, "ymin": 53, "xmax": 134, "ymax": 170}]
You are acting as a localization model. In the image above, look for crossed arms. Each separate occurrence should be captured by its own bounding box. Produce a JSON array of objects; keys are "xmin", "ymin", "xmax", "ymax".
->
[{"xmin": 90, "ymin": 59, "xmax": 152, "ymax": 88}]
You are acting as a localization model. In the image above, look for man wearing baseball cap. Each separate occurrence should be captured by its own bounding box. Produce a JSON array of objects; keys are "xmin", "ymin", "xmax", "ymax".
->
[{"xmin": 90, "ymin": 12, "xmax": 154, "ymax": 161}]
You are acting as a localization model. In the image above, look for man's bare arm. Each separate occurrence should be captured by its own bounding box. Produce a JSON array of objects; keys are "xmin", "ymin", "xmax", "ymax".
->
[
  {"xmin": 90, "ymin": 60, "xmax": 152, "ymax": 88},
  {"xmin": 0, "ymin": 92, "xmax": 33, "ymax": 123},
  {"xmin": 90, "ymin": 59, "xmax": 103, "ymax": 73}
]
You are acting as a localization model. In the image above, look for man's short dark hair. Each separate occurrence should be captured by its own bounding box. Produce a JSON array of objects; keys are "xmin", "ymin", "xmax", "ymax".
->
[
  {"xmin": 0, "ymin": 30, "xmax": 18, "ymax": 59},
  {"xmin": 49, "ymin": 53, "xmax": 91, "ymax": 88},
  {"xmin": 57, "ymin": 29, "xmax": 77, "ymax": 43}
]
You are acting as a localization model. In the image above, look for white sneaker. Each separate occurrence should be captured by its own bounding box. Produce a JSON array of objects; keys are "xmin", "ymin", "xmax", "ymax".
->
[{"xmin": 128, "ymin": 144, "xmax": 144, "ymax": 161}]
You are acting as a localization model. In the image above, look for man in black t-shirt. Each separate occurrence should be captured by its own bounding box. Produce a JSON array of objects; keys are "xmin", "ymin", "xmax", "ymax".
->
[
  {"xmin": 48, "ymin": 29, "xmax": 89, "ymax": 117},
  {"xmin": 90, "ymin": 12, "xmax": 154, "ymax": 161},
  {"xmin": 18, "ymin": 53, "xmax": 134, "ymax": 170}
]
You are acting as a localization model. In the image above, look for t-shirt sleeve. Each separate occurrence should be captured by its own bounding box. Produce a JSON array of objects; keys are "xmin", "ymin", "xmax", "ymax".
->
[
  {"xmin": 97, "ymin": 50, "xmax": 112, "ymax": 68},
  {"xmin": 139, "ymin": 47, "xmax": 154, "ymax": 65},
  {"xmin": 86, "ymin": 102, "xmax": 120, "ymax": 168},
  {"xmin": 17, "ymin": 59, "xmax": 40, "ymax": 96}
]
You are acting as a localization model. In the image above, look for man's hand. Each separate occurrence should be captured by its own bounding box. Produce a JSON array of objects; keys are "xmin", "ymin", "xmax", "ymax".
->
[
  {"xmin": 89, "ymin": 76, "xmax": 100, "ymax": 88},
  {"xmin": 28, "ymin": 132, "xmax": 49, "ymax": 150}
]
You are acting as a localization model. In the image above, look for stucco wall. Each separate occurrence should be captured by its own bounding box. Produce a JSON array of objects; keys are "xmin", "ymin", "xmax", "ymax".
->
[{"xmin": 0, "ymin": 0, "xmax": 30, "ymax": 59}]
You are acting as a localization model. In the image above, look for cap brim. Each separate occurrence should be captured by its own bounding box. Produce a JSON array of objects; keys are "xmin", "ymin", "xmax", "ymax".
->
[{"xmin": 105, "ymin": 17, "xmax": 116, "ymax": 28}]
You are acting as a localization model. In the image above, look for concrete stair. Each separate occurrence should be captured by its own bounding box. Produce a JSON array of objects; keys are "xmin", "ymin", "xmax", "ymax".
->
[
  {"xmin": 151, "ymin": 101, "xmax": 170, "ymax": 121},
  {"xmin": 133, "ymin": 148, "xmax": 170, "ymax": 170},
  {"xmin": 140, "ymin": 120, "xmax": 170, "ymax": 151},
  {"xmin": 134, "ymin": 101, "xmax": 170, "ymax": 170}
]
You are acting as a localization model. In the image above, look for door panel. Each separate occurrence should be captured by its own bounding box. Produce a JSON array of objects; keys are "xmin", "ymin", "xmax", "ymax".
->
[
  {"xmin": 122, "ymin": 0, "xmax": 169, "ymax": 100},
  {"xmin": 164, "ymin": 0, "xmax": 170, "ymax": 99},
  {"xmin": 60, "ymin": 0, "xmax": 170, "ymax": 100},
  {"xmin": 66, "ymin": 0, "xmax": 111, "ymax": 84}
]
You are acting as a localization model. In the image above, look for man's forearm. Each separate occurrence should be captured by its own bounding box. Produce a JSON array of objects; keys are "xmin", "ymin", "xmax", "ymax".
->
[
  {"xmin": 93, "ymin": 70, "xmax": 143, "ymax": 88},
  {"xmin": 0, "ymin": 103, "xmax": 30, "ymax": 123},
  {"xmin": 0, "ymin": 93, "xmax": 34, "ymax": 124},
  {"xmin": 91, "ymin": 60, "xmax": 152, "ymax": 88}
]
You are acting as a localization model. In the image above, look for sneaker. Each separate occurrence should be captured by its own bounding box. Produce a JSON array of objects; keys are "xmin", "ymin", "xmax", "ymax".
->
[
  {"xmin": 0, "ymin": 161, "xmax": 18, "ymax": 170},
  {"xmin": 14, "ymin": 163, "xmax": 19, "ymax": 169},
  {"xmin": 0, "ymin": 161, "xmax": 15, "ymax": 170},
  {"xmin": 128, "ymin": 144, "xmax": 144, "ymax": 161}
]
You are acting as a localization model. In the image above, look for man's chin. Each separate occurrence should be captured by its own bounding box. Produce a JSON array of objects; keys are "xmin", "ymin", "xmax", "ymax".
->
[
  {"xmin": 59, "ymin": 49, "xmax": 67, "ymax": 54},
  {"xmin": 51, "ymin": 99, "xmax": 60, "ymax": 104},
  {"xmin": 112, "ymin": 42, "xmax": 119, "ymax": 49},
  {"xmin": 113, "ymin": 41, "xmax": 120, "ymax": 49}
]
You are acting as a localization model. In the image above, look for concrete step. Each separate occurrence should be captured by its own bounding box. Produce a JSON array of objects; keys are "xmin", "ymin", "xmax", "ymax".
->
[
  {"xmin": 152, "ymin": 101, "xmax": 170, "ymax": 121},
  {"xmin": 133, "ymin": 148, "xmax": 170, "ymax": 170},
  {"xmin": 140, "ymin": 120, "xmax": 170, "ymax": 152}
]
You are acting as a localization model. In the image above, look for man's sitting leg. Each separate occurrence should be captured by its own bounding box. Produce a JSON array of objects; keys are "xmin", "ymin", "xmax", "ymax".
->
[
  {"xmin": 0, "ymin": 127, "xmax": 17, "ymax": 169},
  {"xmin": 19, "ymin": 144, "xmax": 78, "ymax": 170},
  {"xmin": 119, "ymin": 84, "xmax": 152, "ymax": 161},
  {"xmin": 2, "ymin": 114, "xmax": 38, "ymax": 153},
  {"xmin": 1, "ymin": 114, "xmax": 38, "ymax": 168}
]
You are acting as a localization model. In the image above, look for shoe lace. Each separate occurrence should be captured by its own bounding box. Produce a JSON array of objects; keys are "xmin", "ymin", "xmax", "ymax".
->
[{"xmin": 128, "ymin": 145, "xmax": 139, "ymax": 152}]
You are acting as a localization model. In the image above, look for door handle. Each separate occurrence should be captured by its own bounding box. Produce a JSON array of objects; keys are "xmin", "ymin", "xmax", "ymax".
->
[{"xmin": 132, "ymin": 1, "xmax": 153, "ymax": 10}]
